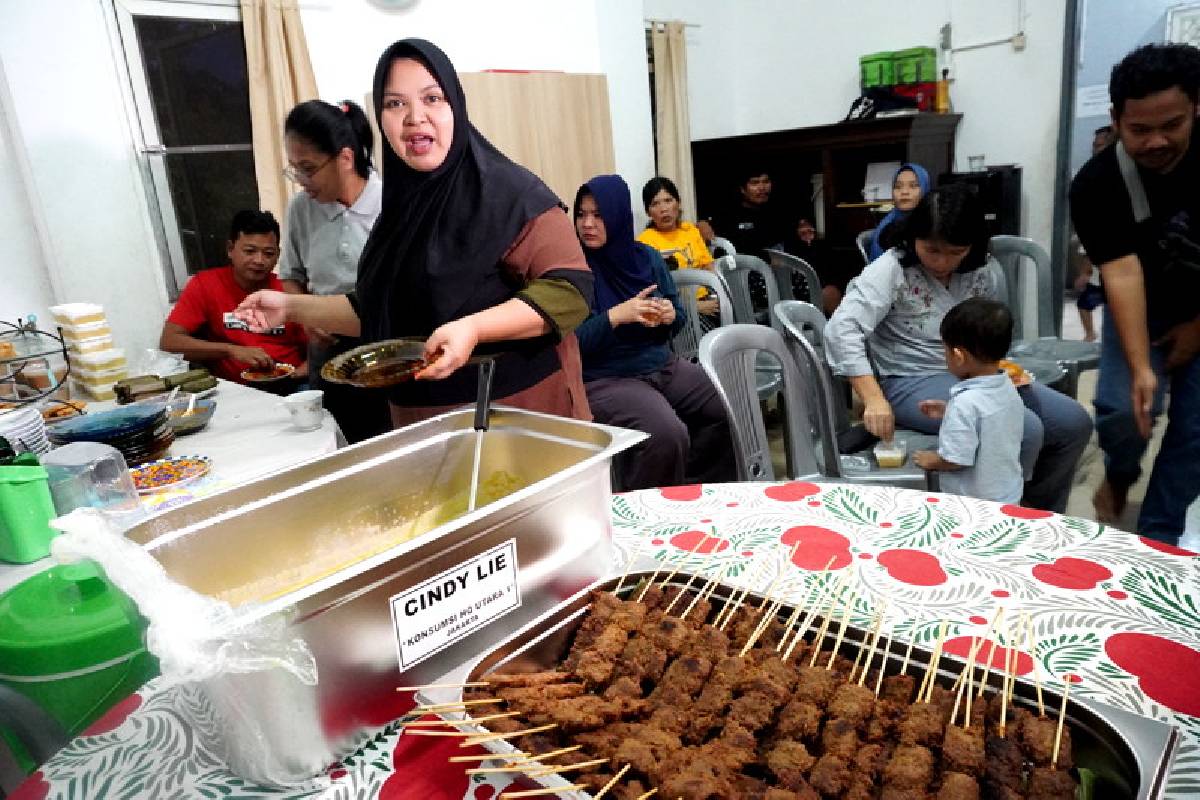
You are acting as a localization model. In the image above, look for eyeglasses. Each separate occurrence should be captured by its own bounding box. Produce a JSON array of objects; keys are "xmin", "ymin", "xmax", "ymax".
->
[{"xmin": 282, "ymin": 155, "xmax": 334, "ymax": 184}]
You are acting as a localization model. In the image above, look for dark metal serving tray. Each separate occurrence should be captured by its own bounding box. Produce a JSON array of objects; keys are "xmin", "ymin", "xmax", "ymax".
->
[{"xmin": 421, "ymin": 570, "xmax": 1180, "ymax": 800}]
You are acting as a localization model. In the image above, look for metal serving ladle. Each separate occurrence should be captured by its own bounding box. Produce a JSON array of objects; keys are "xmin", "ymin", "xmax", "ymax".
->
[{"xmin": 466, "ymin": 357, "xmax": 496, "ymax": 513}]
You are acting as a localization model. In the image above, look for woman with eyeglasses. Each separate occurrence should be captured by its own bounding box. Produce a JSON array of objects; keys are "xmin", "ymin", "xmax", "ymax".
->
[
  {"xmin": 276, "ymin": 99, "xmax": 390, "ymax": 442},
  {"xmin": 237, "ymin": 39, "xmax": 593, "ymax": 428}
]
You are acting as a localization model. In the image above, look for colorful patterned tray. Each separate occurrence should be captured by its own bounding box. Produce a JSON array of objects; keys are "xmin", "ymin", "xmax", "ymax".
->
[{"xmin": 130, "ymin": 454, "xmax": 212, "ymax": 494}]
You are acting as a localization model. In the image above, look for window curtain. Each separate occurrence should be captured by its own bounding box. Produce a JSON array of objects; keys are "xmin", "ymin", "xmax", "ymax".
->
[
  {"xmin": 650, "ymin": 21, "xmax": 696, "ymax": 221},
  {"xmin": 241, "ymin": 0, "xmax": 318, "ymax": 220}
]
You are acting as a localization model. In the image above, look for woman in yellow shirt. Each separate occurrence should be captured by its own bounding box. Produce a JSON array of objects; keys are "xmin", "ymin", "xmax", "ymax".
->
[{"xmin": 637, "ymin": 177, "xmax": 717, "ymax": 314}]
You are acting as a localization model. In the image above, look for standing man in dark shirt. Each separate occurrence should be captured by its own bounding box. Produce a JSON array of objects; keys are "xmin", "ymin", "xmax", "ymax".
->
[{"xmin": 1069, "ymin": 43, "xmax": 1200, "ymax": 543}]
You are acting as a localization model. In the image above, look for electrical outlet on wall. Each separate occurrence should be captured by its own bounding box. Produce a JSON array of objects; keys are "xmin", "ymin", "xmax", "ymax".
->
[{"xmin": 1012, "ymin": 32, "xmax": 1027, "ymax": 51}]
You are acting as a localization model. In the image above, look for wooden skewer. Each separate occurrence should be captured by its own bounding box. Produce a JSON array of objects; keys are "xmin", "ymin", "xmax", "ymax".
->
[
  {"xmin": 462, "ymin": 722, "xmax": 557, "ymax": 746},
  {"xmin": 822, "ymin": 590, "xmax": 858, "ymax": 670},
  {"xmin": 681, "ymin": 561, "xmax": 732, "ymax": 622},
  {"xmin": 1002, "ymin": 617, "xmax": 1022, "ymax": 736},
  {"xmin": 635, "ymin": 543, "xmax": 686, "ymax": 602},
  {"xmin": 739, "ymin": 597, "xmax": 786, "ymax": 657},
  {"xmin": 976, "ymin": 607, "xmax": 1007, "ymax": 698},
  {"xmin": 656, "ymin": 535, "xmax": 708, "ymax": 595},
  {"xmin": 635, "ymin": 791, "xmax": 659, "ymax": 800},
  {"xmin": 786, "ymin": 566, "xmax": 852, "ymax": 663},
  {"xmin": 754, "ymin": 542, "xmax": 801, "ymax": 612},
  {"xmin": 499, "ymin": 785, "xmax": 586, "ymax": 799},
  {"xmin": 592, "ymin": 763, "xmax": 632, "ymax": 799},
  {"xmin": 952, "ymin": 606, "xmax": 1004, "ymax": 691},
  {"xmin": 1024, "ymin": 612, "xmax": 1046, "ymax": 716},
  {"xmin": 872, "ymin": 621, "xmax": 894, "ymax": 698},
  {"xmin": 949, "ymin": 636, "xmax": 979, "ymax": 728},
  {"xmin": 448, "ymin": 752, "xmax": 523, "ymax": 764},
  {"xmin": 504, "ymin": 745, "xmax": 583, "ymax": 765},
  {"xmin": 663, "ymin": 531, "xmax": 723, "ymax": 615},
  {"xmin": 416, "ymin": 698, "xmax": 502, "ymax": 712},
  {"xmin": 1051, "ymin": 678, "xmax": 1072, "ymax": 768},
  {"xmin": 776, "ymin": 555, "xmax": 839, "ymax": 654},
  {"xmin": 396, "ymin": 681, "xmax": 489, "ymax": 692},
  {"xmin": 466, "ymin": 763, "xmax": 538, "ymax": 775},
  {"xmin": 525, "ymin": 757, "xmax": 609, "ymax": 778},
  {"xmin": 714, "ymin": 559, "xmax": 771, "ymax": 630},
  {"xmin": 403, "ymin": 711, "xmax": 521, "ymax": 728},
  {"xmin": 899, "ymin": 634, "xmax": 916, "ymax": 676},
  {"xmin": 807, "ymin": 583, "xmax": 847, "ymax": 668},
  {"xmin": 857, "ymin": 608, "xmax": 888, "ymax": 687},
  {"xmin": 407, "ymin": 728, "xmax": 486, "ymax": 737},
  {"xmin": 916, "ymin": 619, "xmax": 949, "ymax": 703},
  {"xmin": 853, "ymin": 607, "xmax": 886, "ymax": 685},
  {"xmin": 612, "ymin": 539, "xmax": 645, "ymax": 595}
]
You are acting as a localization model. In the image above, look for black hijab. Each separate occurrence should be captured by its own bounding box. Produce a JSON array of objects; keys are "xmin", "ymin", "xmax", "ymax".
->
[{"xmin": 355, "ymin": 39, "xmax": 561, "ymax": 346}]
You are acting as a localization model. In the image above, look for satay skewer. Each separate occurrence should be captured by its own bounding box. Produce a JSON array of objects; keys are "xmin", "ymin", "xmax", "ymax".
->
[
  {"xmin": 663, "ymin": 535, "xmax": 723, "ymax": 615},
  {"xmin": 976, "ymin": 607, "xmax": 1007, "ymax": 698},
  {"xmin": 1052, "ymin": 677, "xmax": 1072, "ymax": 768},
  {"xmin": 1023, "ymin": 612, "xmax": 1046, "ymax": 716},
  {"xmin": 872, "ymin": 621, "xmax": 895, "ymax": 697},
  {"xmin": 916, "ymin": 619, "xmax": 949, "ymax": 703},
  {"xmin": 950, "ymin": 634, "xmax": 981, "ymax": 728},
  {"xmin": 775, "ymin": 556, "xmax": 839, "ymax": 654},
  {"xmin": 403, "ymin": 711, "xmax": 521, "ymax": 727},
  {"xmin": 783, "ymin": 563, "xmax": 852, "ymax": 663},
  {"xmin": 999, "ymin": 618, "xmax": 1021, "ymax": 737},
  {"xmin": 739, "ymin": 576, "xmax": 800, "ymax": 657},
  {"xmin": 751, "ymin": 541, "xmax": 802, "ymax": 614},
  {"xmin": 636, "ymin": 541, "xmax": 692, "ymax": 602},
  {"xmin": 416, "ymin": 698, "xmax": 503, "ymax": 712},
  {"xmin": 635, "ymin": 791, "xmax": 659, "ymax": 800},
  {"xmin": 612, "ymin": 539, "xmax": 645, "ymax": 595},
  {"xmin": 499, "ymin": 785, "xmax": 586, "ymax": 799},
  {"xmin": 822, "ymin": 590, "xmax": 859, "ymax": 670},
  {"xmin": 396, "ymin": 681, "xmax": 489, "ymax": 692},
  {"xmin": 591, "ymin": 764, "xmax": 632, "ymax": 799},
  {"xmin": 680, "ymin": 560, "xmax": 733, "ymax": 621},
  {"xmin": 856, "ymin": 607, "xmax": 888, "ymax": 687},
  {"xmin": 462, "ymin": 722, "xmax": 558, "ymax": 746},
  {"xmin": 466, "ymin": 755, "xmax": 604, "ymax": 775},
  {"xmin": 809, "ymin": 582, "xmax": 852, "ymax": 668},
  {"xmin": 524, "ymin": 757, "xmax": 610, "ymax": 778},
  {"xmin": 501, "ymin": 745, "xmax": 583, "ymax": 765},
  {"xmin": 649, "ymin": 536, "xmax": 708, "ymax": 602},
  {"xmin": 713, "ymin": 560, "xmax": 769, "ymax": 630},
  {"xmin": 899, "ymin": 634, "xmax": 916, "ymax": 676},
  {"xmin": 952, "ymin": 606, "xmax": 1003, "ymax": 692}
]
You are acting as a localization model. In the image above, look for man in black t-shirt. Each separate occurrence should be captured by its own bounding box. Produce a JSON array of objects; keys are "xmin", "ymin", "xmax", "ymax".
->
[{"xmin": 1069, "ymin": 43, "xmax": 1200, "ymax": 544}]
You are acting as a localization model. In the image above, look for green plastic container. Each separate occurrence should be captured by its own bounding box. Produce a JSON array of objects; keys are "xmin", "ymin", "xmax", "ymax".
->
[
  {"xmin": 894, "ymin": 46, "xmax": 937, "ymax": 84},
  {"xmin": 860, "ymin": 51, "xmax": 895, "ymax": 88},
  {"xmin": 0, "ymin": 460, "xmax": 57, "ymax": 564},
  {"xmin": 0, "ymin": 563, "xmax": 158, "ymax": 773}
]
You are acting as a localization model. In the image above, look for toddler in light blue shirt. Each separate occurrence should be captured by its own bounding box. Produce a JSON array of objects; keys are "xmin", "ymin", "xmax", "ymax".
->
[{"xmin": 913, "ymin": 297, "xmax": 1026, "ymax": 503}]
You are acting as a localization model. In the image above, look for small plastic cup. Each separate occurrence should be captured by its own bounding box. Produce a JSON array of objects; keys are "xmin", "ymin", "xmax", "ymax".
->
[{"xmin": 874, "ymin": 439, "xmax": 907, "ymax": 468}]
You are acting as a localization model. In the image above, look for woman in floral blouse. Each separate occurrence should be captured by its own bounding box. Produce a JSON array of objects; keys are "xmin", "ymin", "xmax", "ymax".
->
[{"xmin": 826, "ymin": 185, "xmax": 1092, "ymax": 512}]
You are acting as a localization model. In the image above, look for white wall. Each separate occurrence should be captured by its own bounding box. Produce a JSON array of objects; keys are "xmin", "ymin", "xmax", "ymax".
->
[{"xmin": 642, "ymin": 0, "xmax": 1067, "ymax": 252}]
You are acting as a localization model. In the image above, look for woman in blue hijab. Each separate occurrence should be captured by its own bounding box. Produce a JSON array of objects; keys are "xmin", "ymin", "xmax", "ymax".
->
[
  {"xmin": 868, "ymin": 162, "xmax": 931, "ymax": 261},
  {"xmin": 573, "ymin": 175, "xmax": 733, "ymax": 490}
]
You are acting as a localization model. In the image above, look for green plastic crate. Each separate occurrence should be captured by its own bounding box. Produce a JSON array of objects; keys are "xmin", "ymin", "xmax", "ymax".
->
[
  {"xmin": 894, "ymin": 46, "xmax": 937, "ymax": 84},
  {"xmin": 860, "ymin": 51, "xmax": 895, "ymax": 88}
]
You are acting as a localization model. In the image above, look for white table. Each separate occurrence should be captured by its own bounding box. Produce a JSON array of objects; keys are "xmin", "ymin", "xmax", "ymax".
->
[{"xmin": 0, "ymin": 379, "xmax": 344, "ymax": 593}]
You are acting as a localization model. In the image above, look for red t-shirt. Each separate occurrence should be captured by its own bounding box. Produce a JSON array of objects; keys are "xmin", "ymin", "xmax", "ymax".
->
[{"xmin": 166, "ymin": 266, "xmax": 307, "ymax": 383}]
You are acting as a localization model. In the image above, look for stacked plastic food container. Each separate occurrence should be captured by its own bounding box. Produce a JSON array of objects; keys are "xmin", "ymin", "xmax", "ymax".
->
[{"xmin": 49, "ymin": 304, "xmax": 128, "ymax": 401}]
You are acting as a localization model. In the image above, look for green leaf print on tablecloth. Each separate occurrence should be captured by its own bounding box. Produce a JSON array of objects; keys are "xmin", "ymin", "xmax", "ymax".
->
[
  {"xmin": 821, "ymin": 486, "xmax": 878, "ymax": 526},
  {"xmin": 959, "ymin": 518, "xmax": 1030, "ymax": 556},
  {"xmin": 1036, "ymin": 632, "xmax": 1102, "ymax": 677},
  {"xmin": 1121, "ymin": 568, "xmax": 1200, "ymax": 630}
]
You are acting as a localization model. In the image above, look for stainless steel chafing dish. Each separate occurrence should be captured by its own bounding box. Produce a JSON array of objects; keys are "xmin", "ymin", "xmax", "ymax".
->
[
  {"xmin": 124, "ymin": 406, "xmax": 644, "ymax": 785},
  {"xmin": 422, "ymin": 571, "xmax": 1180, "ymax": 800}
]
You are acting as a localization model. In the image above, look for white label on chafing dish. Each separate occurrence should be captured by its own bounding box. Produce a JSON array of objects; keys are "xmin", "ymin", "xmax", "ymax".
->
[{"xmin": 389, "ymin": 539, "xmax": 521, "ymax": 670}]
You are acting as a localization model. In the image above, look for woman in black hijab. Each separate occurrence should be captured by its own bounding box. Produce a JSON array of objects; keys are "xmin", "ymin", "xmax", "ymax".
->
[{"xmin": 236, "ymin": 39, "xmax": 593, "ymax": 425}]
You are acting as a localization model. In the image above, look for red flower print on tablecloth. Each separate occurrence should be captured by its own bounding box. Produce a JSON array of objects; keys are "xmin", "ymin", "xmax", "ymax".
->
[
  {"xmin": 999, "ymin": 504, "xmax": 1054, "ymax": 520},
  {"xmin": 1138, "ymin": 536, "xmax": 1198, "ymax": 557},
  {"xmin": 660, "ymin": 484, "xmax": 702, "ymax": 501},
  {"xmin": 8, "ymin": 771, "xmax": 48, "ymax": 800},
  {"xmin": 876, "ymin": 549, "xmax": 948, "ymax": 586},
  {"xmin": 1031, "ymin": 557, "xmax": 1112, "ymax": 591},
  {"xmin": 764, "ymin": 481, "xmax": 821, "ymax": 502},
  {"xmin": 943, "ymin": 636, "xmax": 1033, "ymax": 675},
  {"xmin": 780, "ymin": 526, "xmax": 852, "ymax": 570},
  {"xmin": 380, "ymin": 715, "xmax": 487, "ymax": 799},
  {"xmin": 81, "ymin": 693, "xmax": 142, "ymax": 736},
  {"xmin": 669, "ymin": 530, "xmax": 729, "ymax": 554},
  {"xmin": 1106, "ymin": 633, "xmax": 1200, "ymax": 716}
]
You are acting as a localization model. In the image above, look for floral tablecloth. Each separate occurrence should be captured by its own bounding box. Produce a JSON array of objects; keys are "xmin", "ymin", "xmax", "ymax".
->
[{"xmin": 13, "ymin": 482, "xmax": 1200, "ymax": 800}]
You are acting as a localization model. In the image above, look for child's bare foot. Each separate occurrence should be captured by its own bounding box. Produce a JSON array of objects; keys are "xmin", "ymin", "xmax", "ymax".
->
[{"xmin": 1093, "ymin": 479, "xmax": 1128, "ymax": 524}]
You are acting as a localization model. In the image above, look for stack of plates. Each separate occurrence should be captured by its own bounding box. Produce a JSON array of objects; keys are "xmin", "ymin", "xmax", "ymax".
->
[
  {"xmin": 0, "ymin": 405, "xmax": 50, "ymax": 455},
  {"xmin": 47, "ymin": 404, "xmax": 174, "ymax": 466}
]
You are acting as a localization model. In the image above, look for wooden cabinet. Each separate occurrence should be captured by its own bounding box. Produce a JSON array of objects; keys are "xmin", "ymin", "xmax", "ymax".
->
[{"xmin": 691, "ymin": 113, "xmax": 961, "ymax": 248}]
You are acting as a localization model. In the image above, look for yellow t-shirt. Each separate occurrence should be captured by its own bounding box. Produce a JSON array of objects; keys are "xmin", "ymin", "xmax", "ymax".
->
[{"xmin": 637, "ymin": 222, "xmax": 714, "ymax": 270}]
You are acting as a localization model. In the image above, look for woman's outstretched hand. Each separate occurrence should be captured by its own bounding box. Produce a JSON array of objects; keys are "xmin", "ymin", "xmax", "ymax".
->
[
  {"xmin": 418, "ymin": 317, "xmax": 478, "ymax": 380},
  {"xmin": 608, "ymin": 285, "xmax": 666, "ymax": 328},
  {"xmin": 234, "ymin": 290, "xmax": 290, "ymax": 332}
]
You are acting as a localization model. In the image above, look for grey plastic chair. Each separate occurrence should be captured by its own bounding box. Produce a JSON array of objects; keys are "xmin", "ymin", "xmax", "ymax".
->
[
  {"xmin": 671, "ymin": 269, "xmax": 734, "ymax": 362},
  {"xmin": 856, "ymin": 229, "xmax": 874, "ymax": 264},
  {"xmin": 715, "ymin": 254, "xmax": 779, "ymax": 325},
  {"xmin": 773, "ymin": 301, "xmax": 936, "ymax": 490},
  {"xmin": 708, "ymin": 236, "xmax": 737, "ymax": 258},
  {"xmin": 764, "ymin": 248, "xmax": 822, "ymax": 307},
  {"xmin": 698, "ymin": 324, "xmax": 822, "ymax": 481},
  {"xmin": 989, "ymin": 235, "xmax": 1099, "ymax": 398}
]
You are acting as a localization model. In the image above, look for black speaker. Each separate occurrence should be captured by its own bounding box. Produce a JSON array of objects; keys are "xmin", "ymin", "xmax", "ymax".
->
[{"xmin": 939, "ymin": 165, "xmax": 1022, "ymax": 238}]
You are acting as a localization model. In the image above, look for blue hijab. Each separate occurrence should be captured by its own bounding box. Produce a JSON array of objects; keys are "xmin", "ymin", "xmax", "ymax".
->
[
  {"xmin": 575, "ymin": 175, "xmax": 659, "ymax": 312},
  {"xmin": 868, "ymin": 162, "xmax": 931, "ymax": 261}
]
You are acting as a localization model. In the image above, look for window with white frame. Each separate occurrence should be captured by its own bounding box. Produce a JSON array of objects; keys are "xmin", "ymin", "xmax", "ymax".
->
[{"xmin": 110, "ymin": 0, "xmax": 259, "ymax": 299}]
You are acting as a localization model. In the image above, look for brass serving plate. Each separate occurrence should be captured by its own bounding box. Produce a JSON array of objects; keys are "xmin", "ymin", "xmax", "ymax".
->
[
  {"xmin": 422, "ymin": 570, "xmax": 1180, "ymax": 800},
  {"xmin": 321, "ymin": 338, "xmax": 429, "ymax": 387}
]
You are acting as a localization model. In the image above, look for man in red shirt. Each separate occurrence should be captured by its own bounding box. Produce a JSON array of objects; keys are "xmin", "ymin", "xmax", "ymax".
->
[{"xmin": 160, "ymin": 210, "xmax": 308, "ymax": 386}]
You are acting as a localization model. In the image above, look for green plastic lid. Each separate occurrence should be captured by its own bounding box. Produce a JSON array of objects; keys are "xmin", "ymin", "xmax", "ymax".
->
[{"xmin": 0, "ymin": 562, "xmax": 148, "ymax": 677}]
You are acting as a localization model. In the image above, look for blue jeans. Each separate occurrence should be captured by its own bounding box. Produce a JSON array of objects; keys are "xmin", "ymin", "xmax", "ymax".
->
[
  {"xmin": 1094, "ymin": 312, "xmax": 1200, "ymax": 542},
  {"xmin": 881, "ymin": 372, "xmax": 1092, "ymax": 513}
]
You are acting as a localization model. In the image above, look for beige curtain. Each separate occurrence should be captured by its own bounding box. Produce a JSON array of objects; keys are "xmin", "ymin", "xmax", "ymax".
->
[
  {"xmin": 241, "ymin": 0, "xmax": 318, "ymax": 220},
  {"xmin": 651, "ymin": 21, "xmax": 696, "ymax": 220}
]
